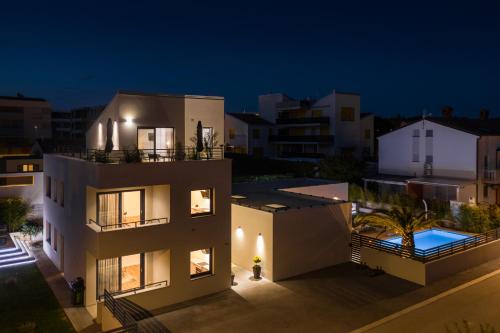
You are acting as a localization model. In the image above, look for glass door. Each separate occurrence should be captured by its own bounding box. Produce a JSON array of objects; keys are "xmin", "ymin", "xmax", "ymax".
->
[
  {"xmin": 121, "ymin": 253, "xmax": 144, "ymax": 291},
  {"xmin": 97, "ymin": 193, "xmax": 119, "ymax": 228},
  {"xmin": 97, "ymin": 253, "xmax": 145, "ymax": 298},
  {"xmin": 97, "ymin": 190, "xmax": 144, "ymax": 228}
]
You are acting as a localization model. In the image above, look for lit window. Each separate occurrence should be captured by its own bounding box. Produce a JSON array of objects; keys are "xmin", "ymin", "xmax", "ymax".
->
[
  {"xmin": 191, "ymin": 189, "xmax": 214, "ymax": 216},
  {"xmin": 340, "ymin": 107, "xmax": 355, "ymax": 121},
  {"xmin": 190, "ymin": 248, "xmax": 213, "ymax": 279},
  {"xmin": 18, "ymin": 164, "xmax": 36, "ymax": 172}
]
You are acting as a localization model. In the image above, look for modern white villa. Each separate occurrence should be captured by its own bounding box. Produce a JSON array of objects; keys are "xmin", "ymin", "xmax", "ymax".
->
[
  {"xmin": 224, "ymin": 112, "xmax": 274, "ymax": 157},
  {"xmin": 43, "ymin": 91, "xmax": 231, "ymax": 329},
  {"xmin": 364, "ymin": 114, "xmax": 500, "ymax": 205}
]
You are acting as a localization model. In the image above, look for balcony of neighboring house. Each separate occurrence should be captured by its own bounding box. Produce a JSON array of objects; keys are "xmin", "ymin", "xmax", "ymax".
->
[
  {"xmin": 483, "ymin": 169, "xmax": 500, "ymax": 183},
  {"xmin": 269, "ymin": 135, "xmax": 334, "ymax": 143},
  {"xmin": 86, "ymin": 185, "xmax": 170, "ymax": 233},
  {"xmin": 276, "ymin": 117, "xmax": 330, "ymax": 125}
]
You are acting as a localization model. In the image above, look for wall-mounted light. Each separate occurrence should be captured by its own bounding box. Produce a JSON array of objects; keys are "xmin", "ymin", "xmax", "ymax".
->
[
  {"xmin": 113, "ymin": 121, "xmax": 119, "ymax": 150},
  {"xmin": 125, "ymin": 116, "xmax": 134, "ymax": 126},
  {"xmin": 98, "ymin": 122, "xmax": 103, "ymax": 149},
  {"xmin": 257, "ymin": 232, "xmax": 264, "ymax": 254},
  {"xmin": 236, "ymin": 226, "xmax": 243, "ymax": 238},
  {"xmin": 333, "ymin": 196, "xmax": 339, "ymax": 200}
]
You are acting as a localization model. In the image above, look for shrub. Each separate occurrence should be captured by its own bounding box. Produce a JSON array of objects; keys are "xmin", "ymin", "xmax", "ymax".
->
[
  {"xmin": 0, "ymin": 198, "xmax": 31, "ymax": 232},
  {"xmin": 123, "ymin": 146, "xmax": 142, "ymax": 163},
  {"xmin": 21, "ymin": 222, "xmax": 43, "ymax": 242},
  {"xmin": 455, "ymin": 203, "xmax": 492, "ymax": 233},
  {"xmin": 318, "ymin": 155, "xmax": 365, "ymax": 183}
]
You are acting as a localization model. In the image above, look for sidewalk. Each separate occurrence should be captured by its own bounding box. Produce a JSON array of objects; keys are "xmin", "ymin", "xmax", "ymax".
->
[{"xmin": 32, "ymin": 247, "xmax": 100, "ymax": 333}]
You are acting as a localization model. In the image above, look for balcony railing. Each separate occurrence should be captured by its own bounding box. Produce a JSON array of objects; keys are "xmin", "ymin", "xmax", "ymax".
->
[
  {"xmin": 484, "ymin": 169, "xmax": 500, "ymax": 182},
  {"xmin": 269, "ymin": 135, "xmax": 334, "ymax": 143},
  {"xmin": 88, "ymin": 217, "xmax": 168, "ymax": 232},
  {"xmin": 352, "ymin": 227, "xmax": 500, "ymax": 263},
  {"xmin": 59, "ymin": 147, "xmax": 224, "ymax": 164},
  {"xmin": 276, "ymin": 117, "xmax": 329, "ymax": 125}
]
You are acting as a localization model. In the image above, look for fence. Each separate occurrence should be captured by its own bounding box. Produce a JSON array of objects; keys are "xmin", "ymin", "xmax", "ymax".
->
[{"xmin": 352, "ymin": 227, "xmax": 500, "ymax": 263}]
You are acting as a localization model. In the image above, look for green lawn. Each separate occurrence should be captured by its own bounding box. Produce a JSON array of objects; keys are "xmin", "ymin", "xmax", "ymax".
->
[{"xmin": 0, "ymin": 263, "xmax": 74, "ymax": 333}]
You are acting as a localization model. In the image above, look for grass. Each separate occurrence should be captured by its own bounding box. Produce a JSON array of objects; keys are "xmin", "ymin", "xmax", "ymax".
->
[{"xmin": 0, "ymin": 263, "xmax": 74, "ymax": 333}]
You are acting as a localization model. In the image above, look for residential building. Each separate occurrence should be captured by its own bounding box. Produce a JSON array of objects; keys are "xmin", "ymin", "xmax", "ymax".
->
[
  {"xmin": 43, "ymin": 91, "xmax": 231, "ymax": 325},
  {"xmin": 0, "ymin": 155, "xmax": 44, "ymax": 216},
  {"xmin": 224, "ymin": 112, "xmax": 274, "ymax": 157},
  {"xmin": 258, "ymin": 90, "xmax": 373, "ymax": 159},
  {"xmin": 360, "ymin": 113, "xmax": 375, "ymax": 159},
  {"xmin": 231, "ymin": 178, "xmax": 351, "ymax": 281},
  {"xmin": 52, "ymin": 105, "xmax": 104, "ymax": 148},
  {"xmin": 0, "ymin": 94, "xmax": 52, "ymax": 147},
  {"xmin": 365, "ymin": 113, "xmax": 500, "ymax": 205}
]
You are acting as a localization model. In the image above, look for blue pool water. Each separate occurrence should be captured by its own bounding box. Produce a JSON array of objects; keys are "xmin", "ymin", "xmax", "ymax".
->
[{"xmin": 386, "ymin": 229, "xmax": 470, "ymax": 250}]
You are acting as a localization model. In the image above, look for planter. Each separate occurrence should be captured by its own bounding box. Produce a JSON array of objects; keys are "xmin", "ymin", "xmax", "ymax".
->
[{"xmin": 252, "ymin": 265, "xmax": 261, "ymax": 279}]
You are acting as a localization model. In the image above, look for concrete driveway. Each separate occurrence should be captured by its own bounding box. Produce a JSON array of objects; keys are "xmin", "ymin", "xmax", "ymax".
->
[{"xmin": 150, "ymin": 258, "xmax": 500, "ymax": 333}]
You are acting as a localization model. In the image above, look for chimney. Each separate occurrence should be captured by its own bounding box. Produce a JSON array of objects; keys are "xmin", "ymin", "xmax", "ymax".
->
[
  {"xmin": 480, "ymin": 108, "xmax": 490, "ymax": 120},
  {"xmin": 441, "ymin": 106, "xmax": 454, "ymax": 118}
]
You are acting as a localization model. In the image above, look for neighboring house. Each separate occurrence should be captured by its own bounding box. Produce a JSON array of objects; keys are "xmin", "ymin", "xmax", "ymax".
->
[
  {"xmin": 365, "ymin": 113, "xmax": 500, "ymax": 205},
  {"xmin": 52, "ymin": 105, "xmax": 104, "ymax": 144},
  {"xmin": 43, "ymin": 91, "xmax": 231, "ymax": 326},
  {"xmin": 360, "ymin": 113, "xmax": 375, "ymax": 159},
  {"xmin": 225, "ymin": 112, "xmax": 274, "ymax": 157},
  {"xmin": 0, "ymin": 155, "xmax": 44, "ymax": 217},
  {"xmin": 258, "ymin": 90, "xmax": 373, "ymax": 159},
  {"xmin": 0, "ymin": 94, "xmax": 52, "ymax": 146},
  {"xmin": 231, "ymin": 178, "xmax": 351, "ymax": 281}
]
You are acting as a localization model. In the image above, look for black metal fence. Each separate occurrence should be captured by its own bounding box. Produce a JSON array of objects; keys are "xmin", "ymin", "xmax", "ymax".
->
[
  {"xmin": 88, "ymin": 218, "xmax": 168, "ymax": 232},
  {"xmin": 352, "ymin": 227, "xmax": 500, "ymax": 263},
  {"xmin": 59, "ymin": 147, "xmax": 224, "ymax": 164}
]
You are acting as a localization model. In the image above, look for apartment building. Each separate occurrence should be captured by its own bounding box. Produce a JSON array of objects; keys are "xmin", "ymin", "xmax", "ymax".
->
[
  {"xmin": 224, "ymin": 112, "xmax": 274, "ymax": 157},
  {"xmin": 0, "ymin": 155, "xmax": 44, "ymax": 216},
  {"xmin": 0, "ymin": 95, "xmax": 52, "ymax": 146},
  {"xmin": 52, "ymin": 105, "xmax": 104, "ymax": 143},
  {"xmin": 43, "ymin": 91, "xmax": 231, "ymax": 321},
  {"xmin": 365, "ymin": 112, "xmax": 500, "ymax": 205},
  {"xmin": 258, "ymin": 90, "xmax": 373, "ymax": 159}
]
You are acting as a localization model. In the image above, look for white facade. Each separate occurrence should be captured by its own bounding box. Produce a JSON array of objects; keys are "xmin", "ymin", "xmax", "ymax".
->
[
  {"xmin": 378, "ymin": 120, "xmax": 478, "ymax": 179},
  {"xmin": 224, "ymin": 113, "xmax": 273, "ymax": 157}
]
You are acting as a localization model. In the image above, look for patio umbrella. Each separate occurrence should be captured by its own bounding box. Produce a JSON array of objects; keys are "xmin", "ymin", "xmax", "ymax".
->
[
  {"xmin": 196, "ymin": 121, "xmax": 204, "ymax": 153},
  {"xmin": 104, "ymin": 118, "xmax": 114, "ymax": 153}
]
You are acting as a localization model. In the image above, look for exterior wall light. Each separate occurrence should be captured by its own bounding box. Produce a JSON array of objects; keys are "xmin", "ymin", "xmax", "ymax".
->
[
  {"xmin": 98, "ymin": 122, "xmax": 103, "ymax": 149},
  {"xmin": 333, "ymin": 196, "xmax": 339, "ymax": 200},
  {"xmin": 257, "ymin": 233, "xmax": 264, "ymax": 254},
  {"xmin": 113, "ymin": 121, "xmax": 119, "ymax": 150},
  {"xmin": 236, "ymin": 226, "xmax": 243, "ymax": 238},
  {"xmin": 125, "ymin": 116, "xmax": 134, "ymax": 126}
]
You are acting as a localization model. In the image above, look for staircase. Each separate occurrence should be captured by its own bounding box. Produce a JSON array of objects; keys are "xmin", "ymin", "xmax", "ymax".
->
[
  {"xmin": 0, "ymin": 236, "xmax": 36, "ymax": 268},
  {"xmin": 350, "ymin": 233, "xmax": 361, "ymax": 264}
]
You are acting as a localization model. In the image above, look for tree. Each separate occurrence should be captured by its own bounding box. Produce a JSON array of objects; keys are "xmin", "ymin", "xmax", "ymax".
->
[
  {"xmin": 318, "ymin": 155, "xmax": 365, "ymax": 183},
  {"xmin": 355, "ymin": 204, "xmax": 439, "ymax": 250},
  {"xmin": 105, "ymin": 118, "xmax": 114, "ymax": 153},
  {"xmin": 21, "ymin": 222, "xmax": 42, "ymax": 242},
  {"xmin": 196, "ymin": 121, "xmax": 204, "ymax": 154},
  {"xmin": 0, "ymin": 198, "xmax": 31, "ymax": 232}
]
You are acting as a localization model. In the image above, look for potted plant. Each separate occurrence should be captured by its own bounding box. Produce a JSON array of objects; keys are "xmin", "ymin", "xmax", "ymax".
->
[{"xmin": 252, "ymin": 256, "xmax": 262, "ymax": 279}]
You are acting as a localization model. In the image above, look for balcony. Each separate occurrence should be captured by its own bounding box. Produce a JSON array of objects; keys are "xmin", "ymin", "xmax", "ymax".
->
[
  {"xmin": 278, "ymin": 152, "xmax": 326, "ymax": 159},
  {"xmin": 276, "ymin": 117, "xmax": 329, "ymax": 125},
  {"xmin": 88, "ymin": 217, "xmax": 169, "ymax": 232},
  {"xmin": 269, "ymin": 135, "xmax": 334, "ymax": 143},
  {"xmin": 483, "ymin": 169, "xmax": 500, "ymax": 183},
  {"xmin": 60, "ymin": 147, "xmax": 224, "ymax": 164}
]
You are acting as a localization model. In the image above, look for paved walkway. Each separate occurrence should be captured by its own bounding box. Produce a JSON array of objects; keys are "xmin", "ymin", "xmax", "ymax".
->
[{"xmin": 33, "ymin": 248, "xmax": 100, "ymax": 333}]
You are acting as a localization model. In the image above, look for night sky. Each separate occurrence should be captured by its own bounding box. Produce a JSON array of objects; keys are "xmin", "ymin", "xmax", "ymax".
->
[{"xmin": 1, "ymin": 1, "xmax": 499, "ymax": 117}]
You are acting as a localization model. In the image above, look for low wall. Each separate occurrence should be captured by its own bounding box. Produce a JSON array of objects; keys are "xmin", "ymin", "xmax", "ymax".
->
[{"xmin": 360, "ymin": 238, "xmax": 500, "ymax": 285}]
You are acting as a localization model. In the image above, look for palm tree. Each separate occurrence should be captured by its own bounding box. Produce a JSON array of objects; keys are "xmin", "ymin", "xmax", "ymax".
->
[{"xmin": 355, "ymin": 204, "xmax": 438, "ymax": 250}]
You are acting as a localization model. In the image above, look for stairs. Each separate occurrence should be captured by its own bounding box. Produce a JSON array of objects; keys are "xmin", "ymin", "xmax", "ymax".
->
[
  {"xmin": 0, "ymin": 236, "xmax": 36, "ymax": 268},
  {"xmin": 351, "ymin": 233, "xmax": 361, "ymax": 264}
]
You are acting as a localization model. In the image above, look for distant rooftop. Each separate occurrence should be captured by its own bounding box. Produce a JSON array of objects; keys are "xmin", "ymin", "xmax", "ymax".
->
[
  {"xmin": 361, "ymin": 112, "xmax": 374, "ymax": 118},
  {"xmin": 0, "ymin": 95, "xmax": 47, "ymax": 102},
  {"xmin": 227, "ymin": 112, "xmax": 274, "ymax": 125},
  {"xmin": 117, "ymin": 90, "xmax": 224, "ymax": 100},
  {"xmin": 232, "ymin": 178, "xmax": 343, "ymax": 212}
]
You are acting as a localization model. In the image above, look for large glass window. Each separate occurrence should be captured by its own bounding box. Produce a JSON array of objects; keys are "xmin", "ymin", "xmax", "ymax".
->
[
  {"xmin": 190, "ymin": 189, "xmax": 213, "ymax": 216},
  {"xmin": 202, "ymin": 127, "xmax": 214, "ymax": 147},
  {"xmin": 97, "ymin": 190, "xmax": 144, "ymax": 228},
  {"xmin": 97, "ymin": 253, "xmax": 144, "ymax": 298},
  {"xmin": 138, "ymin": 127, "xmax": 174, "ymax": 151},
  {"xmin": 190, "ymin": 248, "xmax": 213, "ymax": 279}
]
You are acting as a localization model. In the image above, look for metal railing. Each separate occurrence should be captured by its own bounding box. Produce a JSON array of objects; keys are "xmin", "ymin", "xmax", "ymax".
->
[
  {"xmin": 88, "ymin": 217, "xmax": 168, "ymax": 232},
  {"xmin": 352, "ymin": 227, "xmax": 500, "ymax": 263},
  {"xmin": 104, "ymin": 290, "xmax": 137, "ymax": 328},
  {"xmin": 276, "ymin": 117, "xmax": 330, "ymax": 125},
  {"xmin": 59, "ymin": 147, "xmax": 224, "ymax": 164},
  {"xmin": 269, "ymin": 135, "xmax": 335, "ymax": 143},
  {"xmin": 100, "ymin": 280, "xmax": 169, "ymax": 301}
]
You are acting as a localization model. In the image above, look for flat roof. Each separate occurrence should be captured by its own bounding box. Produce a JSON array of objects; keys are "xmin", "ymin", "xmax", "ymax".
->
[
  {"xmin": 118, "ymin": 90, "xmax": 224, "ymax": 100},
  {"xmin": 408, "ymin": 177, "xmax": 476, "ymax": 187},
  {"xmin": 232, "ymin": 178, "xmax": 343, "ymax": 212},
  {"xmin": 363, "ymin": 174, "xmax": 414, "ymax": 185}
]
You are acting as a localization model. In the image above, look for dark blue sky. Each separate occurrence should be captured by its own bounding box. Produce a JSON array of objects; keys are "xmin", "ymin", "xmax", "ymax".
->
[{"xmin": 1, "ymin": 0, "xmax": 499, "ymax": 117}]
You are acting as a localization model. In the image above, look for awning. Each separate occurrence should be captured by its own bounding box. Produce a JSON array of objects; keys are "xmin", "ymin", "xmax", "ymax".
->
[{"xmin": 407, "ymin": 177, "xmax": 475, "ymax": 187}]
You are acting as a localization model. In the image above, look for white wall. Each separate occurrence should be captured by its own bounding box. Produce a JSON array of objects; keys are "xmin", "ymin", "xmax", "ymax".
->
[
  {"xmin": 224, "ymin": 114, "xmax": 248, "ymax": 152},
  {"xmin": 378, "ymin": 120, "xmax": 478, "ymax": 178}
]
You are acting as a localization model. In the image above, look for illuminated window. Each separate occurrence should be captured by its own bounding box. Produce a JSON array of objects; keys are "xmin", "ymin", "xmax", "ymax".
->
[
  {"xmin": 190, "ymin": 248, "xmax": 213, "ymax": 279},
  {"xmin": 18, "ymin": 164, "xmax": 38, "ymax": 172},
  {"xmin": 191, "ymin": 189, "xmax": 214, "ymax": 217},
  {"xmin": 0, "ymin": 176, "xmax": 33, "ymax": 187},
  {"xmin": 340, "ymin": 107, "xmax": 355, "ymax": 121}
]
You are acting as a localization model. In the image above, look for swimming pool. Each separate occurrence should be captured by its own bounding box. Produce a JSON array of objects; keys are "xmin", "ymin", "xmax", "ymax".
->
[{"xmin": 386, "ymin": 229, "xmax": 470, "ymax": 250}]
